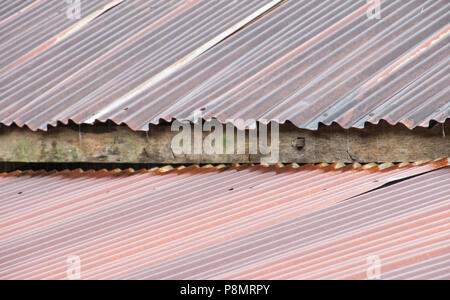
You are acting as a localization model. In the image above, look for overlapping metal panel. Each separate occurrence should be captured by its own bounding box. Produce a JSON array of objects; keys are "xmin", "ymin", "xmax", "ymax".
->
[
  {"xmin": 0, "ymin": 0, "xmax": 448, "ymax": 131},
  {"xmin": 0, "ymin": 0, "xmax": 280, "ymax": 130},
  {"xmin": 0, "ymin": 158, "xmax": 448, "ymax": 279},
  {"xmin": 107, "ymin": 0, "xmax": 450, "ymax": 130}
]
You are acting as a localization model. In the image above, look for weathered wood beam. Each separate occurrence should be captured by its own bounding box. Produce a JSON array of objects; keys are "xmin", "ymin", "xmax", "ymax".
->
[{"xmin": 0, "ymin": 121, "xmax": 448, "ymax": 164}]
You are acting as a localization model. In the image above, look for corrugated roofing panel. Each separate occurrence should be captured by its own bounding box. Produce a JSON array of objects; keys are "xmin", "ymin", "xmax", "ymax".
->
[
  {"xmin": 0, "ymin": 159, "xmax": 448, "ymax": 279},
  {"xmin": 0, "ymin": 0, "xmax": 37, "ymax": 21},
  {"xmin": 115, "ymin": 0, "xmax": 450, "ymax": 130},
  {"xmin": 0, "ymin": 0, "xmax": 120, "ymax": 73},
  {"xmin": 0, "ymin": 0, "xmax": 280, "ymax": 130},
  {"xmin": 0, "ymin": 0, "xmax": 448, "ymax": 131}
]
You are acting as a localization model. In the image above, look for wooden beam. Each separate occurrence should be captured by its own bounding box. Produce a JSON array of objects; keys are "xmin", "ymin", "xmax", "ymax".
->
[{"xmin": 0, "ymin": 121, "xmax": 448, "ymax": 164}]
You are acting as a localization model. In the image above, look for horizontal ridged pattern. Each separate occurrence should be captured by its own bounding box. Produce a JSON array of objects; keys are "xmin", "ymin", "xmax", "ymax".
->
[
  {"xmin": 0, "ymin": 0, "xmax": 448, "ymax": 131},
  {"xmin": 0, "ymin": 158, "xmax": 448, "ymax": 279}
]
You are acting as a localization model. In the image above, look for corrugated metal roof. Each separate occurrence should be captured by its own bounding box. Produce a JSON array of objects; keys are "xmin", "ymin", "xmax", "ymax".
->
[
  {"xmin": 134, "ymin": 167, "xmax": 450, "ymax": 280},
  {"xmin": 0, "ymin": 158, "xmax": 448, "ymax": 279},
  {"xmin": 0, "ymin": 0, "xmax": 37, "ymax": 21},
  {"xmin": 103, "ymin": 0, "xmax": 450, "ymax": 130},
  {"xmin": 0, "ymin": 0, "xmax": 448, "ymax": 131},
  {"xmin": 0, "ymin": 0, "xmax": 121, "ymax": 73},
  {"xmin": 0, "ymin": 0, "xmax": 281, "ymax": 130}
]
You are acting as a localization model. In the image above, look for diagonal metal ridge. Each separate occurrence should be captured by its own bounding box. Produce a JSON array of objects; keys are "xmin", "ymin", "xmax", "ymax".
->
[
  {"xmin": 0, "ymin": 0, "xmax": 126, "ymax": 77},
  {"xmin": 84, "ymin": 0, "xmax": 286, "ymax": 124}
]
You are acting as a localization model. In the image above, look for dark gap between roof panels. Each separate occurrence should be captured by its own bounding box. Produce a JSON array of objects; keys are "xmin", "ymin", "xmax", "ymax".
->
[
  {"xmin": 0, "ymin": 162, "xmax": 307, "ymax": 173},
  {"xmin": 96, "ymin": 0, "xmax": 127, "ymax": 19},
  {"xmin": 345, "ymin": 167, "xmax": 450, "ymax": 200},
  {"xmin": 0, "ymin": 162, "xmax": 178, "ymax": 173}
]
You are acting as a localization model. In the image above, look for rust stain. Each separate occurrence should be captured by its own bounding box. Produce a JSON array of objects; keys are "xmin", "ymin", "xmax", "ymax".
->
[
  {"xmin": 363, "ymin": 25, "xmax": 450, "ymax": 90},
  {"xmin": 0, "ymin": 161, "xmax": 447, "ymax": 279},
  {"xmin": 204, "ymin": 1, "xmax": 374, "ymax": 111},
  {"xmin": 0, "ymin": 0, "xmax": 448, "ymax": 131},
  {"xmin": 0, "ymin": 0, "xmax": 126, "ymax": 76}
]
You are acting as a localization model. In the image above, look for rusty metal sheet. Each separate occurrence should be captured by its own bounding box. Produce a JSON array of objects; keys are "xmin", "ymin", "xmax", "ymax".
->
[
  {"xmin": 116, "ymin": 0, "xmax": 450, "ymax": 130},
  {"xmin": 0, "ymin": 158, "xmax": 448, "ymax": 279},
  {"xmin": 0, "ymin": 0, "xmax": 120, "ymax": 74},
  {"xmin": 0, "ymin": 0, "xmax": 279, "ymax": 130},
  {"xmin": 0, "ymin": 0, "xmax": 448, "ymax": 131}
]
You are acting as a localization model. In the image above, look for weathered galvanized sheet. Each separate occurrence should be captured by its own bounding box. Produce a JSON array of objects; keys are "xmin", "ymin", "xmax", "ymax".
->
[
  {"xmin": 0, "ymin": 0, "xmax": 448, "ymax": 131},
  {"xmin": 0, "ymin": 159, "xmax": 448, "ymax": 279}
]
